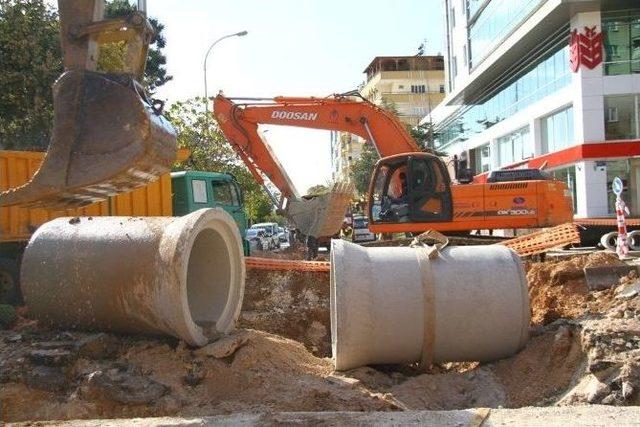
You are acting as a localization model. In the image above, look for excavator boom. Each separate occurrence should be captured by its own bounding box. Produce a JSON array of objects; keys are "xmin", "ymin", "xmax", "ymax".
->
[
  {"xmin": 215, "ymin": 93, "xmax": 420, "ymax": 237},
  {"xmin": 0, "ymin": 0, "xmax": 177, "ymax": 209}
]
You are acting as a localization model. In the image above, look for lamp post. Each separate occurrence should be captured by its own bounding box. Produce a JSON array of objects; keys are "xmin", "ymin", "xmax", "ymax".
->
[{"xmin": 203, "ymin": 30, "xmax": 248, "ymax": 115}]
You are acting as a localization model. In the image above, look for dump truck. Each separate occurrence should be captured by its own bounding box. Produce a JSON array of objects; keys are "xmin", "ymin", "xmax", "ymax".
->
[{"xmin": 0, "ymin": 150, "xmax": 249, "ymax": 305}]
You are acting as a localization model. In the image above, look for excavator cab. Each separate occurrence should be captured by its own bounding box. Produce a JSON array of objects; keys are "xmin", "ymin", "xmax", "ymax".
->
[
  {"xmin": 0, "ymin": 0, "xmax": 176, "ymax": 209},
  {"xmin": 369, "ymin": 153, "xmax": 453, "ymax": 225}
]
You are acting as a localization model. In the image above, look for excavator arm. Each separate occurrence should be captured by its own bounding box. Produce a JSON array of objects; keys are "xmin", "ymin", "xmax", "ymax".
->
[
  {"xmin": 214, "ymin": 92, "xmax": 420, "ymax": 238},
  {"xmin": 213, "ymin": 92, "xmax": 420, "ymax": 203}
]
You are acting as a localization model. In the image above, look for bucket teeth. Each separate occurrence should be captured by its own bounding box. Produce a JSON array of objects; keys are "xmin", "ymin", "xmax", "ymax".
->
[
  {"xmin": 285, "ymin": 181, "xmax": 354, "ymax": 238},
  {"xmin": 0, "ymin": 71, "xmax": 177, "ymax": 209}
]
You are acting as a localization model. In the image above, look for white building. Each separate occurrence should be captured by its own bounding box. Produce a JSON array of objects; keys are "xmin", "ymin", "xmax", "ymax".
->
[{"xmin": 428, "ymin": 0, "xmax": 640, "ymax": 218}]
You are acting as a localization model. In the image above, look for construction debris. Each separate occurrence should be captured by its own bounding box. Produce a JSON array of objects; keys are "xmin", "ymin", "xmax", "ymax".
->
[
  {"xmin": 3, "ymin": 243, "xmax": 640, "ymax": 423},
  {"xmin": 498, "ymin": 222, "xmax": 581, "ymax": 257}
]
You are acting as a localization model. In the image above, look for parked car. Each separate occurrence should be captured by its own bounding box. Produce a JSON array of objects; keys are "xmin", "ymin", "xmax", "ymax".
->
[
  {"xmin": 249, "ymin": 222, "xmax": 280, "ymax": 249},
  {"xmin": 277, "ymin": 226, "xmax": 288, "ymax": 243},
  {"xmin": 245, "ymin": 228, "xmax": 269, "ymax": 252},
  {"xmin": 352, "ymin": 215, "xmax": 376, "ymax": 243}
]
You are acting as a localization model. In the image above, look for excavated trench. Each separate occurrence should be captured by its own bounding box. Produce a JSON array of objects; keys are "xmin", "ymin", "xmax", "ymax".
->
[{"xmin": 1, "ymin": 250, "xmax": 640, "ymax": 422}]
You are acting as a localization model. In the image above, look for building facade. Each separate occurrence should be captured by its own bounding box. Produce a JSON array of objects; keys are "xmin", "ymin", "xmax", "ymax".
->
[
  {"xmin": 331, "ymin": 56, "xmax": 446, "ymax": 182},
  {"xmin": 428, "ymin": 0, "xmax": 640, "ymax": 218}
]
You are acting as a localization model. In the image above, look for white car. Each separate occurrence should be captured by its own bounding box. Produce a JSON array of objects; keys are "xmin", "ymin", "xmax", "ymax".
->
[
  {"xmin": 249, "ymin": 222, "xmax": 280, "ymax": 249},
  {"xmin": 277, "ymin": 226, "xmax": 288, "ymax": 243},
  {"xmin": 245, "ymin": 228, "xmax": 269, "ymax": 251},
  {"xmin": 352, "ymin": 215, "xmax": 376, "ymax": 243}
]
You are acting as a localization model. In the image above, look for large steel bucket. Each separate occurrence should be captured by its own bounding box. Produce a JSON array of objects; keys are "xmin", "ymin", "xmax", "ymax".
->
[{"xmin": 0, "ymin": 70, "xmax": 176, "ymax": 209}]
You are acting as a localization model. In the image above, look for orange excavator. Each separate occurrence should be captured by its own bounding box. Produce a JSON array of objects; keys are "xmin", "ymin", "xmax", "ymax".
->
[{"xmin": 214, "ymin": 92, "xmax": 574, "ymax": 236}]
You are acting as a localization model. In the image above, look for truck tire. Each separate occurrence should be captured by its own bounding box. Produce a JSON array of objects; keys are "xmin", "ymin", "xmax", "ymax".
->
[
  {"xmin": 628, "ymin": 230, "xmax": 640, "ymax": 251},
  {"xmin": 0, "ymin": 257, "xmax": 20, "ymax": 305},
  {"xmin": 600, "ymin": 232, "xmax": 618, "ymax": 251}
]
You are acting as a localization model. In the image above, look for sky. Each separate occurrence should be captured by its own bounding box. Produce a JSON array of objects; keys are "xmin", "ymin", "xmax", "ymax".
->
[{"xmin": 53, "ymin": 0, "xmax": 445, "ymax": 194}]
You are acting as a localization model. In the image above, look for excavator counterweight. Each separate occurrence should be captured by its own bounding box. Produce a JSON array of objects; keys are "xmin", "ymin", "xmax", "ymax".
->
[{"xmin": 0, "ymin": 0, "xmax": 176, "ymax": 209}]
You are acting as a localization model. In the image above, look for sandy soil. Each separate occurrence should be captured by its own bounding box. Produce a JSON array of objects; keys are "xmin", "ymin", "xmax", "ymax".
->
[{"xmin": 2, "ymin": 250, "xmax": 640, "ymax": 423}]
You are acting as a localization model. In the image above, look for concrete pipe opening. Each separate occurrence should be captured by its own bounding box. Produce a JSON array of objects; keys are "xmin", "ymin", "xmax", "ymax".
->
[
  {"xmin": 21, "ymin": 208, "xmax": 245, "ymax": 347},
  {"xmin": 330, "ymin": 240, "xmax": 530, "ymax": 371}
]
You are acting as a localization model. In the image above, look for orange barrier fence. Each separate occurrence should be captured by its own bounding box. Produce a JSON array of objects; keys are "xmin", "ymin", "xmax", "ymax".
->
[
  {"xmin": 574, "ymin": 218, "xmax": 640, "ymax": 227},
  {"xmin": 245, "ymin": 257, "xmax": 330, "ymax": 272},
  {"xmin": 497, "ymin": 223, "xmax": 581, "ymax": 257}
]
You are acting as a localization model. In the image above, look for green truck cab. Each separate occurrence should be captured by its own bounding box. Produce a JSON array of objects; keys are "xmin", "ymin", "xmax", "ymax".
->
[{"xmin": 171, "ymin": 171, "xmax": 250, "ymax": 255}]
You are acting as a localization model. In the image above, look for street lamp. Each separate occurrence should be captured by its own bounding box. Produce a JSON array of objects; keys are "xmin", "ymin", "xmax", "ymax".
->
[{"xmin": 203, "ymin": 30, "xmax": 248, "ymax": 115}]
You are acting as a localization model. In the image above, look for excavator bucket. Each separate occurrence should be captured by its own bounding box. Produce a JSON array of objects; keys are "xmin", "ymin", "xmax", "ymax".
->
[
  {"xmin": 0, "ymin": 0, "xmax": 176, "ymax": 209},
  {"xmin": 285, "ymin": 181, "xmax": 354, "ymax": 238}
]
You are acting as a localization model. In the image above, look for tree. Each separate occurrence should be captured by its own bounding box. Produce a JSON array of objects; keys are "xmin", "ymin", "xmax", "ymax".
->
[
  {"xmin": 306, "ymin": 184, "xmax": 328, "ymax": 196},
  {"xmin": 349, "ymin": 142, "xmax": 380, "ymax": 195},
  {"xmin": 0, "ymin": 0, "xmax": 172, "ymax": 151},
  {"xmin": 0, "ymin": 0, "xmax": 62, "ymax": 150},
  {"xmin": 167, "ymin": 97, "xmax": 275, "ymax": 223},
  {"xmin": 104, "ymin": 0, "xmax": 172, "ymax": 93}
]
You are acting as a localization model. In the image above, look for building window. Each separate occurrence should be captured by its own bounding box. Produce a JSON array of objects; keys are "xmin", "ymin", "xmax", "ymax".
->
[
  {"xmin": 452, "ymin": 56, "xmax": 458, "ymax": 77},
  {"xmin": 439, "ymin": 84, "xmax": 445, "ymax": 93},
  {"xmin": 435, "ymin": 44, "xmax": 570, "ymax": 149},
  {"xmin": 463, "ymin": 44, "xmax": 468, "ymax": 66},
  {"xmin": 551, "ymin": 166, "xmax": 577, "ymax": 212},
  {"xmin": 604, "ymin": 95, "xmax": 639, "ymax": 140},
  {"xmin": 398, "ymin": 84, "xmax": 404, "ymax": 89},
  {"xmin": 473, "ymin": 143, "xmax": 491, "ymax": 173},
  {"xmin": 603, "ymin": 10, "xmax": 640, "ymax": 76},
  {"xmin": 411, "ymin": 85, "xmax": 426, "ymax": 93},
  {"xmin": 468, "ymin": 0, "xmax": 545, "ymax": 67},
  {"xmin": 541, "ymin": 106, "xmax": 574, "ymax": 154},
  {"xmin": 450, "ymin": 7, "xmax": 456, "ymax": 28},
  {"xmin": 497, "ymin": 126, "xmax": 532, "ymax": 167}
]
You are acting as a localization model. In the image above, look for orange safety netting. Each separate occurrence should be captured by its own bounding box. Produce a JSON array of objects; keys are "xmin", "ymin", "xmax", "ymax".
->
[
  {"xmin": 497, "ymin": 223, "xmax": 581, "ymax": 257},
  {"xmin": 574, "ymin": 218, "xmax": 640, "ymax": 226},
  {"xmin": 245, "ymin": 257, "xmax": 330, "ymax": 272}
]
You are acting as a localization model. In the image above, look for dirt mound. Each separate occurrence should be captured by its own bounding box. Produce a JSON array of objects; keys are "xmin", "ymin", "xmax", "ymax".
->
[
  {"xmin": 240, "ymin": 269, "xmax": 330, "ymax": 356},
  {"xmin": 0, "ymin": 329, "xmax": 397, "ymax": 423},
  {"xmin": 526, "ymin": 252, "xmax": 625, "ymax": 325}
]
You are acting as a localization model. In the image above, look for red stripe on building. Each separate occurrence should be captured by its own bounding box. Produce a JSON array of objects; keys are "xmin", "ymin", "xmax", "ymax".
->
[{"xmin": 473, "ymin": 140, "xmax": 640, "ymax": 183}]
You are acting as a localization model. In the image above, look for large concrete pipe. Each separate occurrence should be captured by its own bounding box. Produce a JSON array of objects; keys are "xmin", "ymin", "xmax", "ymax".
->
[
  {"xmin": 330, "ymin": 240, "xmax": 530, "ymax": 371},
  {"xmin": 21, "ymin": 208, "xmax": 245, "ymax": 346}
]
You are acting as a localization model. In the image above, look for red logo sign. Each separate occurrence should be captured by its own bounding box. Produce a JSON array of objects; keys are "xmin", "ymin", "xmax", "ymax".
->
[{"xmin": 570, "ymin": 26, "xmax": 603, "ymax": 72}]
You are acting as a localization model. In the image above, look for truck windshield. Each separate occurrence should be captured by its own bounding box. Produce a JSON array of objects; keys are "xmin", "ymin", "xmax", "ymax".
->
[{"xmin": 211, "ymin": 181, "xmax": 239, "ymax": 206}]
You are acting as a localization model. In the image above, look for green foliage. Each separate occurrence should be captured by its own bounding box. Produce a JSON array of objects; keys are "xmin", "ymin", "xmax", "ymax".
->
[
  {"xmin": 167, "ymin": 97, "xmax": 275, "ymax": 223},
  {"xmin": 0, "ymin": 0, "xmax": 61, "ymax": 150},
  {"xmin": 349, "ymin": 142, "xmax": 380, "ymax": 195},
  {"xmin": 306, "ymin": 184, "xmax": 329, "ymax": 196},
  {"xmin": 104, "ymin": 0, "xmax": 172, "ymax": 93}
]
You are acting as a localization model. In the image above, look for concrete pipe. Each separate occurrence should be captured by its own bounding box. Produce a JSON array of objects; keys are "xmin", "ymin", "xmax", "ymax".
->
[
  {"xmin": 21, "ymin": 208, "xmax": 245, "ymax": 346},
  {"xmin": 330, "ymin": 240, "xmax": 530, "ymax": 371}
]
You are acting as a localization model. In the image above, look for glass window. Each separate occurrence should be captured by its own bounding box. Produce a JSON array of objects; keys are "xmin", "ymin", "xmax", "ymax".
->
[
  {"xmin": 497, "ymin": 126, "xmax": 530, "ymax": 167},
  {"xmin": 211, "ymin": 181, "xmax": 238, "ymax": 205},
  {"xmin": 551, "ymin": 166, "xmax": 577, "ymax": 212},
  {"xmin": 192, "ymin": 179, "xmax": 208, "ymax": 204},
  {"xmin": 604, "ymin": 95, "xmax": 638, "ymax": 140},
  {"xmin": 435, "ymin": 45, "xmax": 570, "ymax": 150},
  {"xmin": 469, "ymin": 0, "xmax": 544, "ymax": 67},
  {"xmin": 541, "ymin": 106, "xmax": 574, "ymax": 154},
  {"xmin": 473, "ymin": 143, "xmax": 491, "ymax": 173},
  {"xmin": 603, "ymin": 10, "xmax": 640, "ymax": 75}
]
